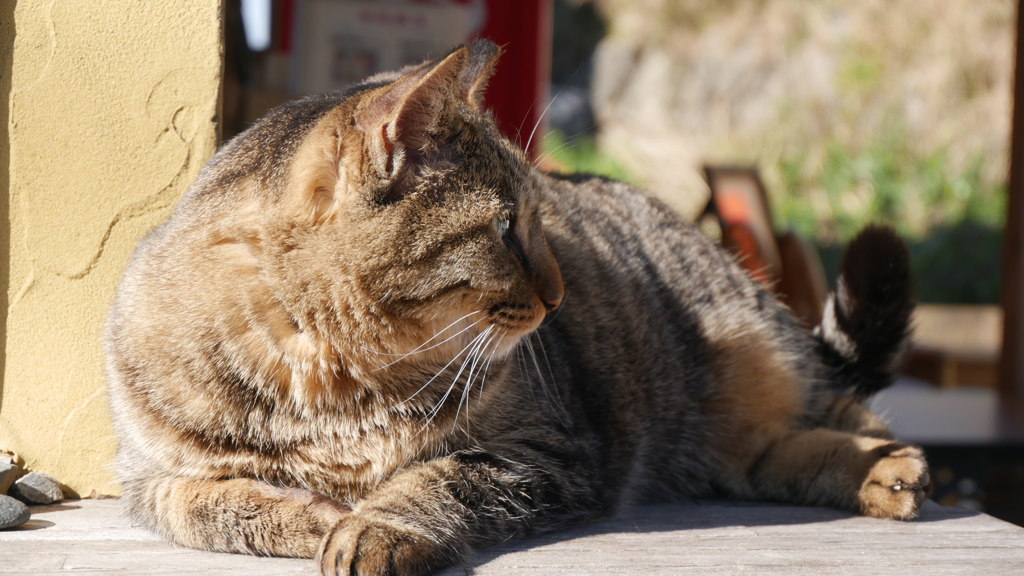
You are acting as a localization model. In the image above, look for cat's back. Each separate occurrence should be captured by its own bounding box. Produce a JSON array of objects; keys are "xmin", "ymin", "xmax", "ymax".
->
[
  {"xmin": 537, "ymin": 171, "xmax": 794, "ymax": 341},
  {"xmin": 533, "ymin": 172, "xmax": 820, "ymax": 500}
]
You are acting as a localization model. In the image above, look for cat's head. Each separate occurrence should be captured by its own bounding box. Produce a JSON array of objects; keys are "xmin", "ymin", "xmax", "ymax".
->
[{"xmin": 238, "ymin": 40, "xmax": 563, "ymax": 370}]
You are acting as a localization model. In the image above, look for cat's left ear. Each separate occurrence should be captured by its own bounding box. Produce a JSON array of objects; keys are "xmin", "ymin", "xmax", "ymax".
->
[
  {"xmin": 459, "ymin": 39, "xmax": 501, "ymax": 110},
  {"xmin": 356, "ymin": 40, "xmax": 501, "ymax": 184}
]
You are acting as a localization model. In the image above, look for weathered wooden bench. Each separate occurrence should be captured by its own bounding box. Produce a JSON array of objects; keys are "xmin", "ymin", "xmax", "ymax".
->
[{"xmin": 1, "ymin": 498, "xmax": 1021, "ymax": 575}]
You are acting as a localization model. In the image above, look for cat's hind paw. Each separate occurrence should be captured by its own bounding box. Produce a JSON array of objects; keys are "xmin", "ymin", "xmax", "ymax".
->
[{"xmin": 858, "ymin": 443, "xmax": 931, "ymax": 520}]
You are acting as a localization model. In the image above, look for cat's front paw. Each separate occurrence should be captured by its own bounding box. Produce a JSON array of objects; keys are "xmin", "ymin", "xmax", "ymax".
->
[
  {"xmin": 858, "ymin": 443, "xmax": 931, "ymax": 520},
  {"xmin": 317, "ymin": 515, "xmax": 457, "ymax": 576}
]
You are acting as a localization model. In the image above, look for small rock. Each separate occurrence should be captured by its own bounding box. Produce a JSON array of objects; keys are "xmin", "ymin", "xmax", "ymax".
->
[
  {"xmin": 0, "ymin": 495, "xmax": 30, "ymax": 529},
  {"xmin": 0, "ymin": 462, "xmax": 23, "ymax": 495},
  {"xmin": 10, "ymin": 472, "xmax": 63, "ymax": 505}
]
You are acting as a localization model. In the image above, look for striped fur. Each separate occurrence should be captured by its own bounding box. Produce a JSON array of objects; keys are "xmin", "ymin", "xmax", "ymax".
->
[{"xmin": 105, "ymin": 40, "xmax": 928, "ymax": 576}]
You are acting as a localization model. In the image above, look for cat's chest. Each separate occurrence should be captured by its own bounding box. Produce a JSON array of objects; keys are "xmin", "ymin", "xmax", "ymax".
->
[{"xmin": 226, "ymin": 407, "xmax": 453, "ymax": 502}]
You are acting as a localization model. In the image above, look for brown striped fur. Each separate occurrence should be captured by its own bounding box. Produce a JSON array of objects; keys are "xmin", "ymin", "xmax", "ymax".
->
[{"xmin": 105, "ymin": 40, "xmax": 928, "ymax": 575}]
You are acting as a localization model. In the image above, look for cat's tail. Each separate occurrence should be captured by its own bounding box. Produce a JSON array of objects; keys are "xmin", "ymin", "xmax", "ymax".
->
[{"xmin": 814, "ymin": 225, "xmax": 914, "ymax": 399}]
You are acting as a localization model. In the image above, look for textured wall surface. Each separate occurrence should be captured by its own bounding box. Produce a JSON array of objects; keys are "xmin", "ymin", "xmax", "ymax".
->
[{"xmin": 1, "ymin": 1, "xmax": 222, "ymax": 496}]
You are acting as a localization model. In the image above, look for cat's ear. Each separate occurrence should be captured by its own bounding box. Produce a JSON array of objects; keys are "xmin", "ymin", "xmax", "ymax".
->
[
  {"xmin": 356, "ymin": 39, "xmax": 501, "ymax": 182},
  {"xmin": 356, "ymin": 47, "xmax": 468, "ymax": 182},
  {"xmin": 460, "ymin": 39, "xmax": 501, "ymax": 110}
]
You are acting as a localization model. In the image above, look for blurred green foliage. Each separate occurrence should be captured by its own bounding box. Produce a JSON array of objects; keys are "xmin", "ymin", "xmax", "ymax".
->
[
  {"xmin": 774, "ymin": 126, "xmax": 1006, "ymax": 304},
  {"xmin": 570, "ymin": 0, "xmax": 1012, "ymax": 305},
  {"xmin": 542, "ymin": 129, "xmax": 1005, "ymax": 304},
  {"xmin": 541, "ymin": 131, "xmax": 636, "ymax": 183}
]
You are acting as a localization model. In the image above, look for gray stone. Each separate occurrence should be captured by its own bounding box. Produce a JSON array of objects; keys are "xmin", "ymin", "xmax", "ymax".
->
[
  {"xmin": 0, "ymin": 462, "xmax": 23, "ymax": 495},
  {"xmin": 0, "ymin": 494, "xmax": 30, "ymax": 529},
  {"xmin": 10, "ymin": 472, "xmax": 63, "ymax": 505}
]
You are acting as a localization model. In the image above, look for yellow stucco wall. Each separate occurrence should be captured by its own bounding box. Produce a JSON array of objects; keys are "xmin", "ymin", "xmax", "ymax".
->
[{"xmin": 1, "ymin": 2, "xmax": 222, "ymax": 496}]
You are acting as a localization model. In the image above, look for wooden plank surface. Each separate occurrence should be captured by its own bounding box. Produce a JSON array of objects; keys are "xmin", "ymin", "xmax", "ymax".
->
[{"xmin": 0, "ymin": 499, "xmax": 1021, "ymax": 575}]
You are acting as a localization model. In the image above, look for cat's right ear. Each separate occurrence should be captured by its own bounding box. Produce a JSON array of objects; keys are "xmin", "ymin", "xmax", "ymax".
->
[
  {"xmin": 355, "ymin": 47, "xmax": 469, "ymax": 185},
  {"xmin": 355, "ymin": 39, "xmax": 501, "ymax": 186}
]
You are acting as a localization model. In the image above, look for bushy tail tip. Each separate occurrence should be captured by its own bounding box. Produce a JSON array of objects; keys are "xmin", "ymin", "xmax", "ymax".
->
[{"xmin": 816, "ymin": 225, "xmax": 914, "ymax": 398}]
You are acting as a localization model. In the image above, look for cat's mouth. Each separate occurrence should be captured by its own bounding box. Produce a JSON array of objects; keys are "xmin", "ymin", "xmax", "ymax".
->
[
  {"xmin": 488, "ymin": 301, "xmax": 540, "ymax": 328},
  {"xmin": 461, "ymin": 303, "xmax": 538, "ymax": 361}
]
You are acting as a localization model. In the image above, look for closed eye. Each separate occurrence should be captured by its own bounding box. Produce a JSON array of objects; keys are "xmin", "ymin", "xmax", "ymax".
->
[
  {"xmin": 501, "ymin": 223, "xmax": 528, "ymax": 267},
  {"xmin": 493, "ymin": 215, "xmax": 510, "ymax": 239}
]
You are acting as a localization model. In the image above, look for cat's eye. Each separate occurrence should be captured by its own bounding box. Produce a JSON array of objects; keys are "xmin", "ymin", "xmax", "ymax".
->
[{"xmin": 493, "ymin": 215, "xmax": 510, "ymax": 239}]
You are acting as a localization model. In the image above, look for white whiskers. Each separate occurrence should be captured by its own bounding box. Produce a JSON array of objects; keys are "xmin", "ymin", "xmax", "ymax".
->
[
  {"xmin": 522, "ymin": 333, "xmax": 570, "ymax": 428},
  {"xmin": 375, "ymin": 310, "xmax": 484, "ymax": 371},
  {"xmin": 397, "ymin": 323, "xmax": 491, "ymax": 409},
  {"xmin": 524, "ymin": 95, "xmax": 558, "ymax": 159},
  {"xmin": 410, "ymin": 324, "xmax": 508, "ymax": 434},
  {"xmin": 423, "ymin": 325, "xmax": 495, "ymax": 424},
  {"xmin": 453, "ymin": 328, "xmax": 507, "ymax": 429}
]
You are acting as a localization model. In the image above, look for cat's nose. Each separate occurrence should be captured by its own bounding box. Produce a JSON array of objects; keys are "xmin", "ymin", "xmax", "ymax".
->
[
  {"xmin": 514, "ymin": 219, "xmax": 564, "ymax": 315},
  {"xmin": 541, "ymin": 291, "xmax": 563, "ymax": 313},
  {"xmin": 533, "ymin": 253, "xmax": 563, "ymax": 314},
  {"xmin": 536, "ymin": 268, "xmax": 564, "ymax": 313}
]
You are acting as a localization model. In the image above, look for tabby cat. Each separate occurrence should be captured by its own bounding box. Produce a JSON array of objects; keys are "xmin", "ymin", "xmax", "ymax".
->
[{"xmin": 105, "ymin": 40, "xmax": 929, "ymax": 576}]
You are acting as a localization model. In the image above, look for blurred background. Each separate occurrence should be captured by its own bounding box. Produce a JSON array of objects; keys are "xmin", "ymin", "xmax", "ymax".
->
[{"xmin": 221, "ymin": 0, "xmax": 1022, "ymax": 525}]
